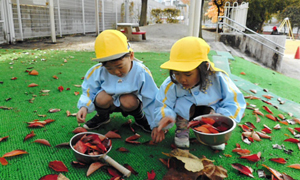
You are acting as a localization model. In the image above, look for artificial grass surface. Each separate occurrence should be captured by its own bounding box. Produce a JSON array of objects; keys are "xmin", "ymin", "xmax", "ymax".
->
[{"xmin": 0, "ymin": 49, "xmax": 300, "ymax": 180}]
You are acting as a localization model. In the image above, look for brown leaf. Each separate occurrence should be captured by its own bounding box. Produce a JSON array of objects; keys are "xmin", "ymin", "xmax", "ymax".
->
[
  {"xmin": 73, "ymin": 127, "xmax": 88, "ymax": 134},
  {"xmin": 34, "ymin": 139, "xmax": 51, "ymax": 146},
  {"xmin": 49, "ymin": 160, "xmax": 68, "ymax": 172},
  {"xmin": 55, "ymin": 142, "xmax": 70, "ymax": 148},
  {"xmin": 261, "ymin": 164, "xmax": 283, "ymax": 180},
  {"xmin": 28, "ymin": 83, "xmax": 38, "ymax": 87},
  {"xmin": 86, "ymin": 162, "xmax": 105, "ymax": 176},
  {"xmin": 48, "ymin": 108, "xmax": 61, "ymax": 113},
  {"xmin": 2, "ymin": 149, "xmax": 28, "ymax": 157},
  {"xmin": 74, "ymin": 91, "xmax": 80, "ymax": 96},
  {"xmin": 116, "ymin": 147, "xmax": 129, "ymax": 152},
  {"xmin": 0, "ymin": 136, "xmax": 9, "ymax": 142},
  {"xmin": 287, "ymin": 164, "xmax": 300, "ymax": 170},
  {"xmin": 125, "ymin": 133, "xmax": 140, "ymax": 142},
  {"xmin": 124, "ymin": 164, "xmax": 138, "ymax": 175},
  {"xmin": 24, "ymin": 131, "xmax": 35, "ymax": 142},
  {"xmin": 105, "ymin": 131, "xmax": 121, "ymax": 139},
  {"xmin": 29, "ymin": 70, "xmax": 39, "ymax": 75},
  {"xmin": 53, "ymin": 75, "xmax": 58, "ymax": 79}
]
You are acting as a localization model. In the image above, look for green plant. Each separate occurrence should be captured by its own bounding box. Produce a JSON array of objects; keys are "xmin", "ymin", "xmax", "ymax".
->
[{"xmin": 163, "ymin": 8, "xmax": 180, "ymax": 23}]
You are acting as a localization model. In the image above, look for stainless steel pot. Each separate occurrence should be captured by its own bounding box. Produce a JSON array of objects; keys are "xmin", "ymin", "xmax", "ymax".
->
[{"xmin": 70, "ymin": 132, "xmax": 131, "ymax": 177}]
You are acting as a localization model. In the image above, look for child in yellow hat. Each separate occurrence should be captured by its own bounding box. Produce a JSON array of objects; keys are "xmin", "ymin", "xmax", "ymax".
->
[
  {"xmin": 76, "ymin": 30, "xmax": 158, "ymax": 132},
  {"xmin": 151, "ymin": 36, "xmax": 246, "ymax": 149}
]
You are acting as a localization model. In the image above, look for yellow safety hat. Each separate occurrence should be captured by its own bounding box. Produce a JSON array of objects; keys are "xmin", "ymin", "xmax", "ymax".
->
[
  {"xmin": 161, "ymin": 36, "xmax": 218, "ymax": 72},
  {"xmin": 92, "ymin": 30, "xmax": 132, "ymax": 62}
]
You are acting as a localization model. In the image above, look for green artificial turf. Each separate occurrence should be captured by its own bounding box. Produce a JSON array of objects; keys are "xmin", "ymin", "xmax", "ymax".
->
[{"xmin": 0, "ymin": 49, "xmax": 300, "ymax": 180}]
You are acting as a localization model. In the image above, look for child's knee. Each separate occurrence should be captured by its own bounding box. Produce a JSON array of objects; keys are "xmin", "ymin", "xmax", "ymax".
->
[
  {"xmin": 95, "ymin": 91, "xmax": 113, "ymax": 108},
  {"xmin": 119, "ymin": 94, "xmax": 139, "ymax": 111}
]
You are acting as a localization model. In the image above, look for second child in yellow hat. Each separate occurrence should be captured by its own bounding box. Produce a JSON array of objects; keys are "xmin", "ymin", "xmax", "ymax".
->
[
  {"xmin": 151, "ymin": 36, "xmax": 246, "ymax": 149},
  {"xmin": 76, "ymin": 30, "xmax": 158, "ymax": 133}
]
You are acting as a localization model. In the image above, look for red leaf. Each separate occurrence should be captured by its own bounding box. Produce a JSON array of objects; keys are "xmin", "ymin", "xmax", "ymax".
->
[
  {"xmin": 73, "ymin": 140, "xmax": 88, "ymax": 154},
  {"xmin": 124, "ymin": 164, "xmax": 138, "ymax": 175},
  {"xmin": 284, "ymin": 138, "xmax": 300, "ymax": 143},
  {"xmin": 72, "ymin": 127, "xmax": 88, "ymax": 134},
  {"xmin": 105, "ymin": 131, "xmax": 121, "ymax": 139},
  {"xmin": 39, "ymin": 174, "xmax": 58, "ymax": 180},
  {"xmin": 58, "ymin": 86, "xmax": 64, "ymax": 92},
  {"xmin": 0, "ymin": 136, "xmax": 9, "ymax": 142},
  {"xmin": 44, "ymin": 119, "xmax": 55, "ymax": 124},
  {"xmin": 107, "ymin": 167, "xmax": 122, "ymax": 177},
  {"xmin": 2, "ymin": 149, "xmax": 28, "ymax": 157},
  {"xmin": 232, "ymin": 148, "xmax": 251, "ymax": 155},
  {"xmin": 147, "ymin": 169, "xmax": 156, "ymax": 180},
  {"xmin": 28, "ymin": 122, "xmax": 45, "ymax": 128},
  {"xmin": 231, "ymin": 163, "xmax": 254, "ymax": 178},
  {"xmin": 53, "ymin": 75, "xmax": 58, "ymax": 79},
  {"xmin": 11, "ymin": 77, "xmax": 17, "ymax": 80},
  {"xmin": 0, "ymin": 157, "xmax": 8, "ymax": 166},
  {"xmin": 34, "ymin": 139, "xmax": 51, "ymax": 146},
  {"xmin": 240, "ymin": 152, "xmax": 261, "ymax": 162},
  {"xmin": 125, "ymin": 134, "xmax": 141, "ymax": 143},
  {"xmin": 24, "ymin": 131, "xmax": 36, "ymax": 142},
  {"xmin": 74, "ymin": 91, "xmax": 80, "ymax": 96},
  {"xmin": 262, "ymin": 128, "xmax": 272, "ymax": 134},
  {"xmin": 116, "ymin": 147, "xmax": 129, "ymax": 152},
  {"xmin": 269, "ymin": 158, "xmax": 287, "ymax": 164},
  {"xmin": 294, "ymin": 128, "xmax": 300, "ymax": 133},
  {"xmin": 48, "ymin": 160, "xmax": 68, "ymax": 172}
]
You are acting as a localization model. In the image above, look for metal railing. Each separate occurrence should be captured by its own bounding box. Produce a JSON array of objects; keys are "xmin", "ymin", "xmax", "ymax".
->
[{"xmin": 217, "ymin": 16, "xmax": 285, "ymax": 56}]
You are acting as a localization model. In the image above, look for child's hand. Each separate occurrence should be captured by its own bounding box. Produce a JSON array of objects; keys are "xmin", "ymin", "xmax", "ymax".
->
[
  {"xmin": 157, "ymin": 117, "xmax": 175, "ymax": 132},
  {"xmin": 151, "ymin": 127, "xmax": 165, "ymax": 143},
  {"xmin": 77, "ymin": 107, "xmax": 88, "ymax": 123}
]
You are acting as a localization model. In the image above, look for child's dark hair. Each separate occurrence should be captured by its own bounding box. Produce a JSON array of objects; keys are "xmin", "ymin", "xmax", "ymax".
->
[
  {"xmin": 102, "ymin": 53, "xmax": 131, "ymax": 66},
  {"xmin": 170, "ymin": 61, "xmax": 210, "ymax": 91}
]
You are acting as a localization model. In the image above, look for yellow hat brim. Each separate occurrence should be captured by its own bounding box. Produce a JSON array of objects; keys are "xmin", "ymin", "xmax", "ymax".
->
[{"xmin": 160, "ymin": 60, "xmax": 203, "ymax": 72}]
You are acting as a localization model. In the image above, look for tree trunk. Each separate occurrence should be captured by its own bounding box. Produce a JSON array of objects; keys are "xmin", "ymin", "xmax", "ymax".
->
[
  {"xmin": 139, "ymin": 0, "xmax": 148, "ymax": 26},
  {"xmin": 198, "ymin": 0, "xmax": 204, "ymax": 38}
]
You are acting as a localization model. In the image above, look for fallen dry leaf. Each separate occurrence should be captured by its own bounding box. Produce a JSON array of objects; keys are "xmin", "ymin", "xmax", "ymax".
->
[
  {"xmin": 39, "ymin": 174, "xmax": 58, "ymax": 180},
  {"xmin": 72, "ymin": 127, "xmax": 88, "ymax": 134},
  {"xmin": 231, "ymin": 163, "xmax": 254, "ymax": 178},
  {"xmin": 29, "ymin": 70, "xmax": 38, "ymax": 75},
  {"xmin": 105, "ymin": 131, "xmax": 121, "ymax": 139},
  {"xmin": 49, "ymin": 108, "xmax": 61, "ymax": 113},
  {"xmin": 49, "ymin": 160, "xmax": 68, "ymax": 172},
  {"xmin": 28, "ymin": 83, "xmax": 38, "ymax": 87},
  {"xmin": 287, "ymin": 164, "xmax": 300, "ymax": 170},
  {"xmin": 86, "ymin": 162, "xmax": 105, "ymax": 176},
  {"xmin": 2, "ymin": 149, "xmax": 28, "ymax": 157},
  {"xmin": 0, "ymin": 136, "xmax": 9, "ymax": 142},
  {"xmin": 0, "ymin": 157, "xmax": 8, "ymax": 166},
  {"xmin": 24, "ymin": 131, "xmax": 35, "ymax": 142},
  {"xmin": 34, "ymin": 139, "xmax": 51, "ymax": 146}
]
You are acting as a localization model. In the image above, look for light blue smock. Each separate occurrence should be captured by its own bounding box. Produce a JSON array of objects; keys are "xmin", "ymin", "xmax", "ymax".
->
[
  {"xmin": 77, "ymin": 61, "xmax": 158, "ymax": 126},
  {"xmin": 153, "ymin": 71, "xmax": 246, "ymax": 129}
]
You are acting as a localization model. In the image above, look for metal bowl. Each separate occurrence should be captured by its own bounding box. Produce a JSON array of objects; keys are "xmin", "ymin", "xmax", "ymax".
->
[
  {"xmin": 192, "ymin": 114, "xmax": 236, "ymax": 146},
  {"xmin": 70, "ymin": 132, "xmax": 112, "ymax": 164}
]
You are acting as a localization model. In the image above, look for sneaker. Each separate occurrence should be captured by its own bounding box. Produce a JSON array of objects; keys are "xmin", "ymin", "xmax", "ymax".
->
[
  {"xmin": 210, "ymin": 143, "xmax": 226, "ymax": 151},
  {"xmin": 134, "ymin": 115, "xmax": 151, "ymax": 133},
  {"xmin": 174, "ymin": 129, "xmax": 190, "ymax": 148},
  {"xmin": 83, "ymin": 114, "xmax": 110, "ymax": 130}
]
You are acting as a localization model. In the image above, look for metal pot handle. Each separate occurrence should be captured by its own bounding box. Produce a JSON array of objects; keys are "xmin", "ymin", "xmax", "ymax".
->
[{"xmin": 102, "ymin": 155, "xmax": 131, "ymax": 177}]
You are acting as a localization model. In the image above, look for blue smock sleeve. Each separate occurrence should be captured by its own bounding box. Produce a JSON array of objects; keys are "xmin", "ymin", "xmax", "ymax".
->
[
  {"xmin": 153, "ymin": 77, "xmax": 177, "ymax": 129},
  {"xmin": 77, "ymin": 64, "xmax": 103, "ymax": 113},
  {"xmin": 212, "ymin": 72, "xmax": 246, "ymax": 122},
  {"xmin": 139, "ymin": 67, "xmax": 159, "ymax": 130}
]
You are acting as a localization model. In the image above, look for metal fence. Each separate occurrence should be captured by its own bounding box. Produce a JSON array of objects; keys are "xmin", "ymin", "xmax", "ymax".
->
[{"xmin": 0, "ymin": 0, "xmax": 165, "ymax": 44}]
